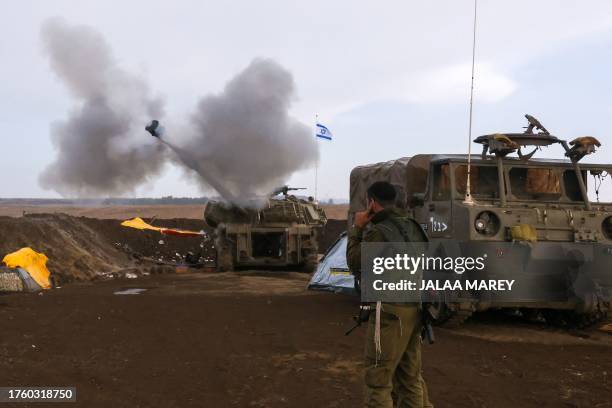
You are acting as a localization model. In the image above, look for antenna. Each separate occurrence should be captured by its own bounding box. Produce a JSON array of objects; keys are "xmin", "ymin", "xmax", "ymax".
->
[
  {"xmin": 314, "ymin": 114, "xmax": 319, "ymax": 201},
  {"xmin": 464, "ymin": 0, "xmax": 478, "ymax": 204}
]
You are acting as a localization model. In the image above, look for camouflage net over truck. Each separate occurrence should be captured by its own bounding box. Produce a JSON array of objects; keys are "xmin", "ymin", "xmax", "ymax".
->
[{"xmin": 204, "ymin": 191, "xmax": 327, "ymax": 272}]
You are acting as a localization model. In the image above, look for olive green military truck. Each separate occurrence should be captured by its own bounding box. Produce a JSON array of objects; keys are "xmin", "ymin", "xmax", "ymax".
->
[{"xmin": 350, "ymin": 115, "xmax": 610, "ymax": 327}]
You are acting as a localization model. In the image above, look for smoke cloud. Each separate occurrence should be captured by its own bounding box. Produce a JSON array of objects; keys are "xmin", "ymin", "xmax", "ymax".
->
[
  {"xmin": 40, "ymin": 19, "xmax": 318, "ymax": 204},
  {"xmin": 39, "ymin": 18, "xmax": 166, "ymax": 196},
  {"xmin": 168, "ymin": 58, "xmax": 319, "ymax": 204}
]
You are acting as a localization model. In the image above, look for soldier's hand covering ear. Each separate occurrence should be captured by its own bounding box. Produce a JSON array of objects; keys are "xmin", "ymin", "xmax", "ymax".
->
[{"xmin": 354, "ymin": 201, "xmax": 374, "ymax": 228}]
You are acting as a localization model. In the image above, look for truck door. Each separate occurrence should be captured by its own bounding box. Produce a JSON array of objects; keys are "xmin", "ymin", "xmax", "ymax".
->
[{"xmin": 421, "ymin": 163, "xmax": 452, "ymax": 238}]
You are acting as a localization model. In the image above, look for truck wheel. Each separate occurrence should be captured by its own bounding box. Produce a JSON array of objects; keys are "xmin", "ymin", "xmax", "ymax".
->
[
  {"xmin": 426, "ymin": 289, "xmax": 472, "ymax": 327},
  {"xmin": 541, "ymin": 310, "xmax": 572, "ymax": 327},
  {"xmin": 430, "ymin": 302, "xmax": 473, "ymax": 328},
  {"xmin": 568, "ymin": 310, "xmax": 608, "ymax": 329},
  {"xmin": 441, "ymin": 310, "xmax": 473, "ymax": 328},
  {"xmin": 542, "ymin": 309, "xmax": 607, "ymax": 329},
  {"xmin": 543, "ymin": 296, "xmax": 609, "ymax": 328}
]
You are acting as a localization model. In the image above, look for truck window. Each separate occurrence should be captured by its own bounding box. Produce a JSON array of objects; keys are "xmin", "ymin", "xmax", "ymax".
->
[
  {"xmin": 432, "ymin": 164, "xmax": 450, "ymax": 200},
  {"xmin": 455, "ymin": 165, "xmax": 499, "ymax": 199},
  {"xmin": 563, "ymin": 170, "xmax": 585, "ymax": 201},
  {"xmin": 510, "ymin": 168, "xmax": 561, "ymax": 200}
]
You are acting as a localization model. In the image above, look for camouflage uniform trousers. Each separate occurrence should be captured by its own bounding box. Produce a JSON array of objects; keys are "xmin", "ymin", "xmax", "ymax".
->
[{"xmin": 364, "ymin": 303, "xmax": 433, "ymax": 408}]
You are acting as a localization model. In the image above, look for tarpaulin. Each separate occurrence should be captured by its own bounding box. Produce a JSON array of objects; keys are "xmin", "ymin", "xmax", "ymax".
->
[
  {"xmin": 308, "ymin": 232, "xmax": 356, "ymax": 294},
  {"xmin": 2, "ymin": 248, "xmax": 52, "ymax": 289},
  {"xmin": 121, "ymin": 217, "xmax": 204, "ymax": 237}
]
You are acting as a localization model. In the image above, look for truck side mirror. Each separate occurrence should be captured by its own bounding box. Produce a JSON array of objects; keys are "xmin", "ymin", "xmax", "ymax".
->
[{"xmin": 410, "ymin": 193, "xmax": 425, "ymax": 207}]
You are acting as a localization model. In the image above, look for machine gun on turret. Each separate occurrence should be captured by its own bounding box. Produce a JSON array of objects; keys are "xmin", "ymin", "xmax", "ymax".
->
[
  {"xmin": 523, "ymin": 114, "xmax": 550, "ymax": 135},
  {"xmin": 473, "ymin": 114, "xmax": 603, "ymax": 210},
  {"xmin": 272, "ymin": 185, "xmax": 307, "ymax": 197}
]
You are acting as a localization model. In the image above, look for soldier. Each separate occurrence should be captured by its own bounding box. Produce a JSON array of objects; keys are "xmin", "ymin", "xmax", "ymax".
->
[{"xmin": 347, "ymin": 181, "xmax": 433, "ymax": 408}]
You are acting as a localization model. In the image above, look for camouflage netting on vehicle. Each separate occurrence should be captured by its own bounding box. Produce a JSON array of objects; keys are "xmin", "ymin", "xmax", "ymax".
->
[
  {"xmin": 204, "ymin": 196, "xmax": 326, "ymax": 228},
  {"xmin": 349, "ymin": 155, "xmax": 432, "ymax": 214}
]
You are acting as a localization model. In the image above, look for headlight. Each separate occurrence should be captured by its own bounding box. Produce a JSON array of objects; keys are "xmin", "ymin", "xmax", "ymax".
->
[
  {"xmin": 474, "ymin": 211, "xmax": 500, "ymax": 236},
  {"xmin": 475, "ymin": 219, "xmax": 487, "ymax": 232},
  {"xmin": 602, "ymin": 216, "xmax": 612, "ymax": 239}
]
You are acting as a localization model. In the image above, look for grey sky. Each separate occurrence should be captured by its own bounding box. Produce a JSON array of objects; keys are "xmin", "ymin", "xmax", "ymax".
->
[{"xmin": 2, "ymin": 1, "xmax": 612, "ymax": 199}]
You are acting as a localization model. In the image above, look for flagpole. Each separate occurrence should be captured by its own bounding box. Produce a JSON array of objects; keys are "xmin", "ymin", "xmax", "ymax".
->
[
  {"xmin": 314, "ymin": 114, "xmax": 319, "ymax": 201},
  {"xmin": 315, "ymin": 160, "xmax": 319, "ymax": 201}
]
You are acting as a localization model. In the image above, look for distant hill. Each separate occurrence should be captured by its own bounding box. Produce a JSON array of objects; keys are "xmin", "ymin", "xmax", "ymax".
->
[{"xmin": 0, "ymin": 196, "xmax": 348, "ymax": 206}]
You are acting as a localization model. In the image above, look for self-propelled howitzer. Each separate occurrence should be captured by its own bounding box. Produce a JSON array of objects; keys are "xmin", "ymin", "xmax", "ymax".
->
[{"xmin": 204, "ymin": 189, "xmax": 327, "ymax": 271}]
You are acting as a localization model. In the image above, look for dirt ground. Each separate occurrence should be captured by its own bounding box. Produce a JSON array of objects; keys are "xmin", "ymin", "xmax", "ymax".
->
[
  {"xmin": 0, "ymin": 272, "xmax": 610, "ymax": 408},
  {"xmin": 0, "ymin": 208, "xmax": 610, "ymax": 407}
]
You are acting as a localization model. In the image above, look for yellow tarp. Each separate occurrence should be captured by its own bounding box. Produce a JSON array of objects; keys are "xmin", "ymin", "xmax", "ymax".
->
[
  {"xmin": 2, "ymin": 248, "xmax": 52, "ymax": 289},
  {"xmin": 121, "ymin": 217, "xmax": 163, "ymax": 232},
  {"xmin": 121, "ymin": 217, "xmax": 203, "ymax": 237}
]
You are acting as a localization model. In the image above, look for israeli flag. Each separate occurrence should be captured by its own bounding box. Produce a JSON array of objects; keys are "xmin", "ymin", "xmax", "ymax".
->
[{"xmin": 316, "ymin": 123, "xmax": 333, "ymax": 140}]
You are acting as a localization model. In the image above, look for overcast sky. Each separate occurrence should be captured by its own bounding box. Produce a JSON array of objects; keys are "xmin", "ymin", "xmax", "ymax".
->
[{"xmin": 2, "ymin": 0, "xmax": 612, "ymax": 200}]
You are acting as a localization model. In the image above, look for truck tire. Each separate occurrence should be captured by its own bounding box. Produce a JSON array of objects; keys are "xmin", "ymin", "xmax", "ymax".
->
[
  {"xmin": 430, "ymin": 301, "xmax": 473, "ymax": 328},
  {"xmin": 543, "ymin": 309, "xmax": 608, "ymax": 329}
]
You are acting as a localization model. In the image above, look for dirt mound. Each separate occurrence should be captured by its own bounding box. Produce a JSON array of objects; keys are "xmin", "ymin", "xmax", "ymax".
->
[
  {"xmin": 81, "ymin": 217, "xmax": 214, "ymax": 265},
  {"xmin": 318, "ymin": 219, "xmax": 346, "ymax": 254},
  {"xmin": 0, "ymin": 213, "xmax": 345, "ymax": 284},
  {"xmin": 0, "ymin": 214, "xmax": 130, "ymax": 283},
  {"xmin": 0, "ymin": 214, "xmax": 216, "ymax": 284}
]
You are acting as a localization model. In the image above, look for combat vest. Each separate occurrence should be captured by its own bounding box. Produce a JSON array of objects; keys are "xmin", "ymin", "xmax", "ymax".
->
[
  {"xmin": 370, "ymin": 210, "xmax": 429, "ymax": 244},
  {"xmin": 369, "ymin": 210, "xmax": 429, "ymax": 306}
]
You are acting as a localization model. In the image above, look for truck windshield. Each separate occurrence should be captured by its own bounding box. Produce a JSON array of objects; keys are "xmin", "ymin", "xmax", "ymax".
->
[
  {"xmin": 509, "ymin": 167, "xmax": 561, "ymax": 200},
  {"xmin": 451, "ymin": 164, "xmax": 612, "ymax": 202},
  {"xmin": 455, "ymin": 165, "xmax": 499, "ymax": 199}
]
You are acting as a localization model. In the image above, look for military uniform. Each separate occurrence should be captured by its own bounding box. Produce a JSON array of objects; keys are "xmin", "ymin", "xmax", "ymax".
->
[{"xmin": 347, "ymin": 207, "xmax": 433, "ymax": 408}]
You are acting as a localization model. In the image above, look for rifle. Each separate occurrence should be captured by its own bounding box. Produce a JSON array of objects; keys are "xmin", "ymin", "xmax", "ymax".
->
[
  {"xmin": 345, "ymin": 303, "xmax": 436, "ymax": 344},
  {"xmin": 345, "ymin": 304, "xmax": 372, "ymax": 336},
  {"xmin": 421, "ymin": 304, "xmax": 436, "ymax": 344}
]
